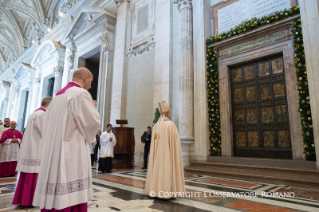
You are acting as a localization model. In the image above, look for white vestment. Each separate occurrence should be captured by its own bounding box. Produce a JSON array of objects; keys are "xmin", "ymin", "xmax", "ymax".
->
[
  {"xmin": 16, "ymin": 109, "xmax": 45, "ymax": 173},
  {"xmin": 100, "ymin": 132, "xmax": 116, "ymax": 158},
  {"xmin": 0, "ymin": 129, "xmax": 22, "ymax": 162},
  {"xmin": 33, "ymin": 87, "xmax": 101, "ymax": 210}
]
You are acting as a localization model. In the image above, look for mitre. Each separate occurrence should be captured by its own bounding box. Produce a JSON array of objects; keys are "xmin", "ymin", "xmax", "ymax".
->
[{"xmin": 158, "ymin": 100, "xmax": 169, "ymax": 114}]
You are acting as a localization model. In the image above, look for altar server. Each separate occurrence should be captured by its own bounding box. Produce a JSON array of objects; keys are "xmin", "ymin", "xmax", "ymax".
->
[
  {"xmin": 98, "ymin": 124, "xmax": 116, "ymax": 173},
  {"xmin": 12, "ymin": 97, "xmax": 52, "ymax": 207},
  {"xmin": 33, "ymin": 67, "xmax": 101, "ymax": 212},
  {"xmin": 0, "ymin": 121, "xmax": 23, "ymax": 177}
]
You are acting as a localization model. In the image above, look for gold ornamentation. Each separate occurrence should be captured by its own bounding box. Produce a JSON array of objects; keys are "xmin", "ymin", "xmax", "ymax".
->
[
  {"xmin": 248, "ymin": 131, "xmax": 258, "ymax": 147},
  {"xmin": 259, "ymin": 62, "xmax": 270, "ymax": 76},
  {"xmin": 244, "ymin": 65, "xmax": 255, "ymax": 80},
  {"xmin": 262, "ymin": 107, "xmax": 273, "ymax": 123},
  {"xmin": 263, "ymin": 131, "xmax": 275, "ymax": 147},
  {"xmin": 273, "ymin": 82, "xmax": 286, "ymax": 97},
  {"xmin": 260, "ymin": 84, "xmax": 271, "ymax": 99},
  {"xmin": 246, "ymin": 109, "xmax": 257, "ymax": 123},
  {"xmin": 245, "ymin": 86, "xmax": 255, "ymax": 102},
  {"xmin": 233, "ymin": 68, "xmax": 243, "ymax": 82},
  {"xmin": 234, "ymin": 88, "xmax": 244, "ymax": 103},
  {"xmin": 278, "ymin": 130, "xmax": 291, "ymax": 147},
  {"xmin": 236, "ymin": 132, "xmax": 245, "ymax": 146},
  {"xmin": 275, "ymin": 105, "xmax": 288, "ymax": 122},
  {"xmin": 235, "ymin": 110, "xmax": 244, "ymax": 123},
  {"xmin": 272, "ymin": 58, "xmax": 283, "ymax": 74}
]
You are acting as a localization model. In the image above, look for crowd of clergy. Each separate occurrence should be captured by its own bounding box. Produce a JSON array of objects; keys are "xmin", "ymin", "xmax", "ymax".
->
[{"xmin": 0, "ymin": 67, "xmax": 185, "ymax": 212}]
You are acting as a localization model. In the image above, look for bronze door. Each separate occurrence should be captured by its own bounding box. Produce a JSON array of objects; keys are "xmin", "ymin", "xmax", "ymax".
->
[{"xmin": 231, "ymin": 55, "xmax": 292, "ymax": 159}]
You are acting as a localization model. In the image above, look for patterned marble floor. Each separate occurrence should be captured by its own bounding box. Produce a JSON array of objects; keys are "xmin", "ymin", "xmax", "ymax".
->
[{"xmin": 1, "ymin": 166, "xmax": 319, "ymax": 212}]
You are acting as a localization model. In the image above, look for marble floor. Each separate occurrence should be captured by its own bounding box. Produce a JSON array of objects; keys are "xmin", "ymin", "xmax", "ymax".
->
[{"xmin": 1, "ymin": 166, "xmax": 319, "ymax": 212}]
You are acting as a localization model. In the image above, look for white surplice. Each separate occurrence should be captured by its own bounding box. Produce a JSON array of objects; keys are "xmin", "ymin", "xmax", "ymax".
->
[
  {"xmin": 33, "ymin": 87, "xmax": 101, "ymax": 210},
  {"xmin": 16, "ymin": 109, "xmax": 45, "ymax": 173},
  {"xmin": 100, "ymin": 132, "xmax": 116, "ymax": 158}
]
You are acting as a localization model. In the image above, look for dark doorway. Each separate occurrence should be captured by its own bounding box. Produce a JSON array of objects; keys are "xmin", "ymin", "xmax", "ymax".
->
[
  {"xmin": 231, "ymin": 55, "xmax": 292, "ymax": 159},
  {"xmin": 48, "ymin": 77, "xmax": 55, "ymax": 97},
  {"xmin": 85, "ymin": 58, "xmax": 100, "ymax": 100}
]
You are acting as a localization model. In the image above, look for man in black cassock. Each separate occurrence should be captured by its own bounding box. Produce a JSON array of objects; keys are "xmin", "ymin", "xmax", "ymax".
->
[
  {"xmin": 94, "ymin": 130, "xmax": 101, "ymax": 162},
  {"xmin": 141, "ymin": 126, "xmax": 152, "ymax": 169}
]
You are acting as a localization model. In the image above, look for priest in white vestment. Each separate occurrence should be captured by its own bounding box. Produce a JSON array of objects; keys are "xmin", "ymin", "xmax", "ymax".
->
[
  {"xmin": 0, "ymin": 121, "xmax": 23, "ymax": 177},
  {"xmin": 98, "ymin": 124, "xmax": 116, "ymax": 173},
  {"xmin": 145, "ymin": 101, "xmax": 185, "ymax": 199},
  {"xmin": 12, "ymin": 97, "xmax": 52, "ymax": 207},
  {"xmin": 33, "ymin": 68, "xmax": 101, "ymax": 212}
]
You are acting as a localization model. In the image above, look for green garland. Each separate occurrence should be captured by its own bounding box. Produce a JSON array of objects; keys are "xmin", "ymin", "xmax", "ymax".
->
[
  {"xmin": 292, "ymin": 19, "xmax": 316, "ymax": 161},
  {"xmin": 206, "ymin": 5, "xmax": 316, "ymax": 160},
  {"xmin": 153, "ymin": 108, "xmax": 161, "ymax": 126}
]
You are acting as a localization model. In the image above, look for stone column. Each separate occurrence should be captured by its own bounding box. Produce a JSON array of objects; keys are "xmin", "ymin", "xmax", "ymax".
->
[
  {"xmin": 110, "ymin": 0, "xmax": 129, "ymax": 126},
  {"xmin": 98, "ymin": 32, "xmax": 114, "ymax": 130},
  {"xmin": 67, "ymin": 40, "xmax": 77, "ymax": 82},
  {"xmin": 32, "ymin": 77, "xmax": 41, "ymax": 111},
  {"xmin": 153, "ymin": 0, "xmax": 173, "ymax": 109},
  {"xmin": 2, "ymin": 97, "xmax": 9, "ymax": 120},
  {"xmin": 53, "ymin": 67, "xmax": 63, "ymax": 96},
  {"xmin": 174, "ymin": 0, "xmax": 194, "ymax": 166},
  {"xmin": 299, "ymin": 0, "xmax": 319, "ymax": 168},
  {"xmin": 25, "ymin": 79, "xmax": 34, "ymax": 118},
  {"xmin": 192, "ymin": 0, "xmax": 211, "ymax": 161}
]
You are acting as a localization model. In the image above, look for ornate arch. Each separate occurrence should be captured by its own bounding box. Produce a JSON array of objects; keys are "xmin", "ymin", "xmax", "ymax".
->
[{"xmin": 31, "ymin": 40, "xmax": 65, "ymax": 68}]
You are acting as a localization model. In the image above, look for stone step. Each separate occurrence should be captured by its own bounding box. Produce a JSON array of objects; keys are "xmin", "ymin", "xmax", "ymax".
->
[{"xmin": 185, "ymin": 161, "xmax": 319, "ymax": 189}]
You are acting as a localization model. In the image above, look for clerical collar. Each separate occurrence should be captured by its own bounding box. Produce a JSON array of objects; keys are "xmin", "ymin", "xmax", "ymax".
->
[
  {"xmin": 107, "ymin": 131, "xmax": 111, "ymax": 133},
  {"xmin": 71, "ymin": 81, "xmax": 82, "ymax": 88},
  {"xmin": 3, "ymin": 125, "xmax": 9, "ymax": 128}
]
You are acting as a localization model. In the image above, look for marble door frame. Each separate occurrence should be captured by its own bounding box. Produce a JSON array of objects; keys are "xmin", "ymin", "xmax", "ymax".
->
[{"xmin": 211, "ymin": 18, "xmax": 304, "ymax": 160}]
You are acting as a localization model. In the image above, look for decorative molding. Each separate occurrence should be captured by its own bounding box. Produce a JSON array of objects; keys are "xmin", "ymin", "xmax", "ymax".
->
[
  {"xmin": 54, "ymin": 66, "xmax": 64, "ymax": 76},
  {"xmin": 173, "ymin": 0, "xmax": 192, "ymax": 11},
  {"xmin": 127, "ymin": 38, "xmax": 155, "ymax": 58},
  {"xmin": 100, "ymin": 32, "xmax": 109, "ymax": 53}
]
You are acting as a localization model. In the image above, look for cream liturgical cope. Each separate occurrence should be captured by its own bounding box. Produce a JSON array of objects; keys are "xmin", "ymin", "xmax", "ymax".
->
[
  {"xmin": 100, "ymin": 132, "xmax": 116, "ymax": 158},
  {"xmin": 33, "ymin": 86, "xmax": 101, "ymax": 210},
  {"xmin": 16, "ymin": 108, "xmax": 46, "ymax": 173},
  {"xmin": 145, "ymin": 116, "xmax": 186, "ymax": 198}
]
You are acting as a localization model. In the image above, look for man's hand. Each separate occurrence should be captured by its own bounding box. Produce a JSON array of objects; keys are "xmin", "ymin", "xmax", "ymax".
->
[
  {"xmin": 109, "ymin": 137, "xmax": 113, "ymax": 142},
  {"xmin": 11, "ymin": 139, "xmax": 18, "ymax": 143},
  {"xmin": 92, "ymin": 100, "xmax": 97, "ymax": 107}
]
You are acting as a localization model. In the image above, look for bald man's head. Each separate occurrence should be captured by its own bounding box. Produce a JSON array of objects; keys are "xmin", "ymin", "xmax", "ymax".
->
[
  {"xmin": 72, "ymin": 67, "xmax": 93, "ymax": 90},
  {"xmin": 10, "ymin": 121, "xmax": 17, "ymax": 129}
]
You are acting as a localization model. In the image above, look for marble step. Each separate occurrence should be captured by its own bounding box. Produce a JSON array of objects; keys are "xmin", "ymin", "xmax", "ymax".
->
[{"xmin": 185, "ymin": 162, "xmax": 319, "ymax": 189}]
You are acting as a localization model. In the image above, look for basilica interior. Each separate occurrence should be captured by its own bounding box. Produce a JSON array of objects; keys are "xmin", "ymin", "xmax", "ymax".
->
[{"xmin": 1, "ymin": 0, "xmax": 319, "ymax": 211}]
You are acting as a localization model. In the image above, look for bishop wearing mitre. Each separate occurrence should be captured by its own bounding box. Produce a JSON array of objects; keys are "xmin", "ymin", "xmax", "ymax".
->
[
  {"xmin": 12, "ymin": 97, "xmax": 52, "ymax": 208},
  {"xmin": 0, "ymin": 121, "xmax": 23, "ymax": 177},
  {"xmin": 145, "ymin": 101, "xmax": 185, "ymax": 199},
  {"xmin": 33, "ymin": 67, "xmax": 101, "ymax": 212}
]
